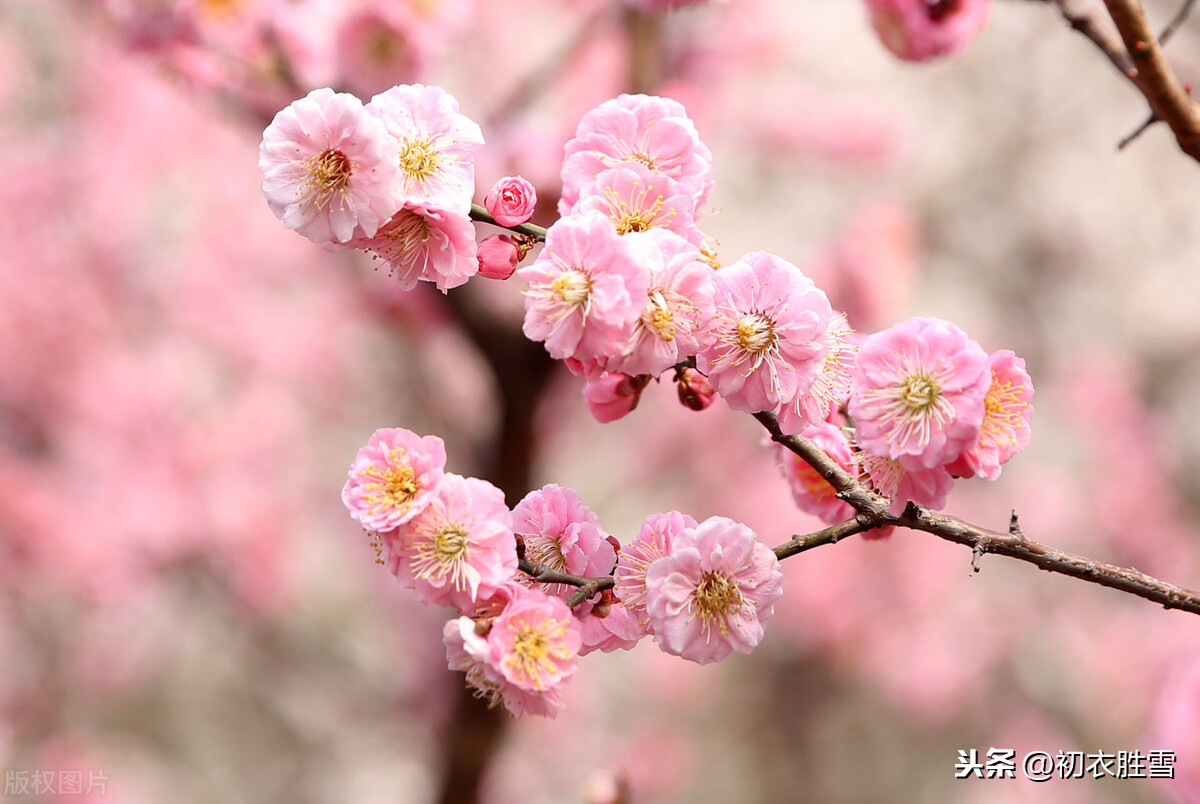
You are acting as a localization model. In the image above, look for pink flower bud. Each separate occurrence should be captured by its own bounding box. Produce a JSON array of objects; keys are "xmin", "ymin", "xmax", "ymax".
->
[
  {"xmin": 676, "ymin": 367, "xmax": 716, "ymax": 411},
  {"xmin": 477, "ymin": 235, "xmax": 521, "ymax": 280},
  {"xmin": 583, "ymin": 372, "xmax": 647, "ymax": 424},
  {"xmin": 484, "ymin": 175, "xmax": 537, "ymax": 227}
]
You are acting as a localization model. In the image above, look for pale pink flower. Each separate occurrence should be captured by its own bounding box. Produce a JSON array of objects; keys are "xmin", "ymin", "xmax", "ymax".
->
[
  {"xmin": 697, "ymin": 251, "xmax": 833, "ymax": 413},
  {"xmin": 865, "ymin": 0, "xmax": 993, "ymax": 62},
  {"xmin": 484, "ymin": 175, "xmax": 537, "ymax": 227},
  {"xmin": 644, "ymin": 516, "xmax": 783, "ymax": 664},
  {"xmin": 575, "ymin": 590, "xmax": 647, "ymax": 654},
  {"xmin": 777, "ymin": 312, "xmax": 857, "ymax": 434},
  {"xmin": 513, "ymin": 485, "xmax": 617, "ymax": 596},
  {"xmin": 341, "ymin": 427, "xmax": 445, "ymax": 532},
  {"xmin": 946, "ymin": 349, "xmax": 1035, "ymax": 480},
  {"xmin": 610, "ymin": 229, "xmax": 716, "ymax": 377},
  {"xmin": 858, "ymin": 452, "xmax": 954, "ymax": 516},
  {"xmin": 489, "ymin": 583, "xmax": 582, "ymax": 693},
  {"xmin": 613, "ymin": 511, "xmax": 697, "ymax": 629},
  {"xmin": 368, "ymin": 83, "xmax": 484, "ymax": 215},
  {"xmin": 848, "ymin": 317, "xmax": 991, "ymax": 469},
  {"xmin": 259, "ymin": 87, "xmax": 401, "ymax": 244},
  {"xmin": 560, "ymin": 94, "xmax": 714, "ymax": 216},
  {"xmin": 518, "ymin": 211, "xmax": 650, "ymax": 364},
  {"xmin": 391, "ymin": 473, "xmax": 517, "ymax": 611},
  {"xmin": 583, "ymin": 372, "xmax": 647, "ymax": 424},
  {"xmin": 333, "ymin": 7, "xmax": 428, "ymax": 98},
  {"xmin": 352, "ymin": 203, "xmax": 478, "ymax": 292},
  {"xmin": 776, "ymin": 422, "xmax": 858, "ymax": 524},
  {"xmin": 476, "ymin": 234, "xmax": 522, "ymax": 280},
  {"xmin": 573, "ymin": 164, "xmax": 701, "ymax": 245},
  {"xmin": 676, "ymin": 367, "xmax": 717, "ymax": 411}
]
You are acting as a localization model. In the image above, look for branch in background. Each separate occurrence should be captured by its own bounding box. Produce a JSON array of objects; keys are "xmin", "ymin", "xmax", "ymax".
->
[{"xmin": 1158, "ymin": 0, "xmax": 1197, "ymax": 44}]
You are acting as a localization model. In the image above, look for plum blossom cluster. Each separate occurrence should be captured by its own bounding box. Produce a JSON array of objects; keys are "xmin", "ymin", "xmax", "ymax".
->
[{"xmin": 341, "ymin": 427, "xmax": 780, "ymax": 716}]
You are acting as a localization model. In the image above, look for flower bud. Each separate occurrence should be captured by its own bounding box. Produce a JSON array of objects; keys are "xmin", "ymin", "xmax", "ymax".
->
[
  {"xmin": 676, "ymin": 367, "xmax": 716, "ymax": 411},
  {"xmin": 477, "ymin": 235, "xmax": 521, "ymax": 280},
  {"xmin": 583, "ymin": 372, "xmax": 648, "ymax": 423},
  {"xmin": 484, "ymin": 175, "xmax": 537, "ymax": 227}
]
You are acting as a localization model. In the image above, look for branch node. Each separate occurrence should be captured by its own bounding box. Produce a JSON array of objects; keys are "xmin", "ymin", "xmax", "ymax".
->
[
  {"xmin": 1008, "ymin": 509, "xmax": 1027, "ymax": 540},
  {"xmin": 971, "ymin": 543, "xmax": 985, "ymax": 574}
]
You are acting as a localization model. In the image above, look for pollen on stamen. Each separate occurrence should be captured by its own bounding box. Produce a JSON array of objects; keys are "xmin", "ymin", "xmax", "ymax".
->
[
  {"xmin": 301, "ymin": 148, "xmax": 352, "ymax": 210},
  {"xmin": 398, "ymin": 136, "xmax": 440, "ymax": 179}
]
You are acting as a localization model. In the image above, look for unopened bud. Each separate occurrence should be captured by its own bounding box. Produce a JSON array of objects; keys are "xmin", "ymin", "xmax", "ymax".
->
[
  {"xmin": 477, "ymin": 235, "xmax": 521, "ymax": 280},
  {"xmin": 677, "ymin": 367, "xmax": 716, "ymax": 411}
]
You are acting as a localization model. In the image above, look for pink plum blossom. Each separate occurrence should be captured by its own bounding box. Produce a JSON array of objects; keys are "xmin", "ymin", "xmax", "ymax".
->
[
  {"xmin": 848, "ymin": 317, "xmax": 990, "ymax": 469},
  {"xmin": 613, "ymin": 510, "xmax": 697, "ymax": 629},
  {"xmin": 513, "ymin": 484, "xmax": 617, "ymax": 597},
  {"xmin": 333, "ymin": 7, "xmax": 427, "ymax": 98},
  {"xmin": 777, "ymin": 312, "xmax": 857, "ymax": 434},
  {"xmin": 390, "ymin": 473, "xmax": 517, "ymax": 611},
  {"xmin": 776, "ymin": 422, "xmax": 858, "ymax": 524},
  {"xmin": 610, "ymin": 229, "xmax": 716, "ymax": 378},
  {"xmin": 573, "ymin": 164, "xmax": 701, "ymax": 245},
  {"xmin": 560, "ymin": 94, "xmax": 714, "ymax": 216},
  {"xmin": 575, "ymin": 590, "xmax": 647, "ymax": 655},
  {"xmin": 676, "ymin": 367, "xmax": 717, "ymax": 411},
  {"xmin": 865, "ymin": 0, "xmax": 993, "ymax": 62},
  {"xmin": 259, "ymin": 87, "xmax": 401, "ymax": 244},
  {"xmin": 484, "ymin": 175, "xmax": 537, "ymax": 227},
  {"xmin": 582, "ymin": 372, "xmax": 647, "ymax": 424},
  {"xmin": 644, "ymin": 516, "xmax": 784, "ymax": 664},
  {"xmin": 476, "ymin": 234, "xmax": 522, "ymax": 280},
  {"xmin": 341, "ymin": 427, "xmax": 446, "ymax": 532},
  {"xmin": 489, "ymin": 583, "xmax": 582, "ymax": 693},
  {"xmin": 518, "ymin": 211, "xmax": 650, "ymax": 364},
  {"xmin": 697, "ymin": 251, "xmax": 833, "ymax": 413},
  {"xmin": 367, "ymin": 83, "xmax": 484, "ymax": 215},
  {"xmin": 352, "ymin": 203, "xmax": 478, "ymax": 292},
  {"xmin": 946, "ymin": 349, "xmax": 1034, "ymax": 480},
  {"xmin": 858, "ymin": 452, "xmax": 955, "ymax": 516}
]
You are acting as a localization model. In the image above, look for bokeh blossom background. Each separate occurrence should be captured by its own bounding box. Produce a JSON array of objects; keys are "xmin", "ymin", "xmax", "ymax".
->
[{"xmin": 4, "ymin": 0, "xmax": 1200, "ymax": 802}]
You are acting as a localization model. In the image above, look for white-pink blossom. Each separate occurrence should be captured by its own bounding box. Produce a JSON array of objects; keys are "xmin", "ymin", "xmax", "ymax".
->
[
  {"xmin": 697, "ymin": 251, "xmax": 833, "ymax": 413},
  {"xmin": 848, "ymin": 317, "xmax": 991, "ymax": 469},
  {"xmin": 644, "ymin": 516, "xmax": 783, "ymax": 664},
  {"xmin": 946, "ymin": 349, "xmax": 1035, "ymax": 480},
  {"xmin": 341, "ymin": 427, "xmax": 445, "ymax": 532},
  {"xmin": 858, "ymin": 452, "xmax": 955, "ymax": 516},
  {"xmin": 368, "ymin": 83, "xmax": 484, "ymax": 215},
  {"xmin": 352, "ymin": 203, "xmax": 478, "ymax": 292},
  {"xmin": 518, "ymin": 211, "xmax": 650, "ymax": 364},
  {"xmin": 560, "ymin": 94, "xmax": 714, "ymax": 216},
  {"xmin": 484, "ymin": 175, "xmax": 537, "ymax": 227},
  {"xmin": 489, "ymin": 583, "xmax": 582, "ymax": 693},
  {"xmin": 613, "ymin": 510, "xmax": 697, "ymax": 629},
  {"xmin": 259, "ymin": 87, "xmax": 401, "ymax": 244},
  {"xmin": 391, "ymin": 473, "xmax": 517, "ymax": 611},
  {"xmin": 777, "ymin": 312, "xmax": 857, "ymax": 434},
  {"xmin": 512, "ymin": 485, "xmax": 617, "ymax": 597}
]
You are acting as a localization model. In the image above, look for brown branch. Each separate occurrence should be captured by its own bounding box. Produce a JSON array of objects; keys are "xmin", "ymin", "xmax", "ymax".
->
[
  {"xmin": 1101, "ymin": 0, "xmax": 1200, "ymax": 159},
  {"xmin": 470, "ymin": 204, "xmax": 548, "ymax": 241},
  {"xmin": 1044, "ymin": 0, "xmax": 1136, "ymax": 78},
  {"xmin": 753, "ymin": 410, "xmax": 1200, "ymax": 616},
  {"xmin": 517, "ymin": 557, "xmax": 614, "ymax": 607}
]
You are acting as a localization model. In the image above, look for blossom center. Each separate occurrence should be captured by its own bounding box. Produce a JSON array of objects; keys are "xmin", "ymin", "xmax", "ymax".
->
[
  {"xmin": 628, "ymin": 152, "xmax": 657, "ymax": 170},
  {"xmin": 399, "ymin": 137, "xmax": 440, "ymax": 178},
  {"xmin": 646, "ymin": 290, "xmax": 676, "ymax": 341},
  {"xmin": 736, "ymin": 313, "xmax": 776, "ymax": 354},
  {"xmin": 371, "ymin": 210, "xmax": 432, "ymax": 273},
  {"xmin": 981, "ymin": 370, "xmax": 1026, "ymax": 446},
  {"xmin": 549, "ymin": 270, "xmax": 592, "ymax": 307},
  {"xmin": 302, "ymin": 148, "xmax": 352, "ymax": 208},
  {"xmin": 362, "ymin": 455, "xmax": 419, "ymax": 515},
  {"xmin": 523, "ymin": 535, "xmax": 567, "ymax": 572},
  {"xmin": 434, "ymin": 527, "xmax": 470, "ymax": 561},
  {"xmin": 694, "ymin": 571, "xmax": 743, "ymax": 620},
  {"xmin": 900, "ymin": 373, "xmax": 940, "ymax": 413},
  {"xmin": 505, "ymin": 619, "xmax": 569, "ymax": 690}
]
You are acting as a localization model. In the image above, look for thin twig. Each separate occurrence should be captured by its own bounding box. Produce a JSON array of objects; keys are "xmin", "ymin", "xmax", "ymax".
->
[
  {"xmin": 470, "ymin": 204, "xmax": 548, "ymax": 241},
  {"xmin": 1117, "ymin": 109, "xmax": 1159, "ymax": 148},
  {"xmin": 1159, "ymin": 0, "xmax": 1197, "ymax": 45}
]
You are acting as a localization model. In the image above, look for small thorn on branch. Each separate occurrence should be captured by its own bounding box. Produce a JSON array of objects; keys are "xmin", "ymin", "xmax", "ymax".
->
[
  {"xmin": 1118, "ymin": 110, "xmax": 1159, "ymax": 149},
  {"xmin": 971, "ymin": 543, "xmax": 985, "ymax": 574},
  {"xmin": 1009, "ymin": 509, "xmax": 1026, "ymax": 540}
]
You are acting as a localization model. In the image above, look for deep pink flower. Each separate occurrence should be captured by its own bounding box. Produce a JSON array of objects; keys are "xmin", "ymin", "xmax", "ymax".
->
[
  {"xmin": 259, "ymin": 87, "xmax": 401, "ymax": 244},
  {"xmin": 858, "ymin": 452, "xmax": 955, "ymax": 515},
  {"xmin": 776, "ymin": 422, "xmax": 858, "ymax": 524},
  {"xmin": 391, "ymin": 473, "xmax": 517, "ymax": 611},
  {"xmin": 560, "ymin": 94, "xmax": 714, "ymax": 216},
  {"xmin": 476, "ymin": 235, "xmax": 522, "ymax": 280},
  {"xmin": 573, "ymin": 165, "xmax": 700, "ymax": 245},
  {"xmin": 341, "ymin": 427, "xmax": 445, "ymax": 532},
  {"xmin": 865, "ymin": 0, "xmax": 993, "ymax": 62},
  {"xmin": 644, "ymin": 516, "xmax": 783, "ymax": 664},
  {"xmin": 610, "ymin": 230, "xmax": 716, "ymax": 378},
  {"xmin": 697, "ymin": 251, "xmax": 833, "ymax": 413},
  {"xmin": 518, "ymin": 211, "xmax": 650, "ymax": 364},
  {"xmin": 613, "ymin": 511, "xmax": 697, "ymax": 630},
  {"xmin": 676, "ymin": 367, "xmax": 717, "ymax": 411},
  {"xmin": 513, "ymin": 484, "xmax": 617, "ymax": 597},
  {"xmin": 489, "ymin": 584, "xmax": 582, "ymax": 693},
  {"xmin": 583, "ymin": 372, "xmax": 647, "ymax": 424},
  {"xmin": 946, "ymin": 349, "xmax": 1035, "ymax": 480},
  {"xmin": 484, "ymin": 175, "xmax": 537, "ymax": 227},
  {"xmin": 367, "ymin": 83, "xmax": 484, "ymax": 215},
  {"xmin": 575, "ymin": 590, "xmax": 647, "ymax": 655},
  {"xmin": 777, "ymin": 312, "xmax": 857, "ymax": 434},
  {"xmin": 848, "ymin": 317, "xmax": 991, "ymax": 469},
  {"xmin": 352, "ymin": 203, "xmax": 478, "ymax": 292}
]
